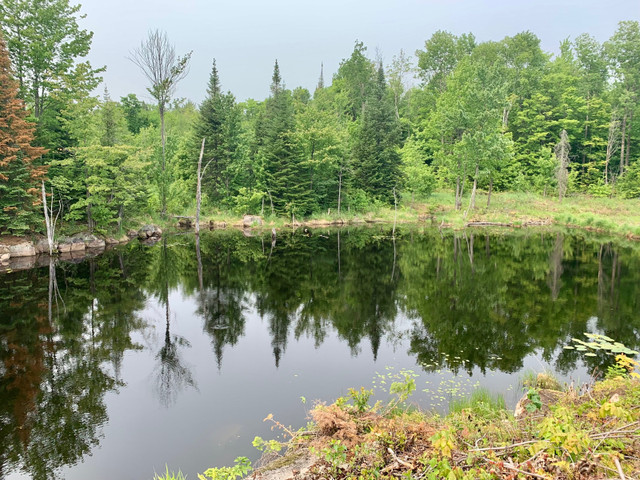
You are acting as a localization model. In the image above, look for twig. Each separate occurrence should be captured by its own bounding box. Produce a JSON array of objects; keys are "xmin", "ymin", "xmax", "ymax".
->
[
  {"xmin": 484, "ymin": 457, "xmax": 549, "ymax": 479},
  {"xmin": 614, "ymin": 456, "xmax": 626, "ymax": 480},
  {"xmin": 387, "ymin": 448, "xmax": 413, "ymax": 469},
  {"xmin": 470, "ymin": 439, "xmax": 545, "ymax": 452}
]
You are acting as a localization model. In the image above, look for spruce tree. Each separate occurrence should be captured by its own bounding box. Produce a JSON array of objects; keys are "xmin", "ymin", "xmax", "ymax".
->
[
  {"xmin": 0, "ymin": 33, "xmax": 47, "ymax": 234},
  {"xmin": 351, "ymin": 63, "xmax": 403, "ymax": 203},
  {"xmin": 260, "ymin": 60, "xmax": 311, "ymax": 216},
  {"xmin": 193, "ymin": 60, "xmax": 240, "ymax": 206}
]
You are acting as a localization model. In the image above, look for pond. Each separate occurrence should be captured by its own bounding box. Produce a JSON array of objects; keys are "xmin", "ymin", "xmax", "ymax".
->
[{"xmin": 1, "ymin": 226, "xmax": 639, "ymax": 480}]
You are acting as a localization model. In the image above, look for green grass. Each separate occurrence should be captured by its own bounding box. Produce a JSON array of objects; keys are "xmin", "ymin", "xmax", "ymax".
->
[
  {"xmin": 153, "ymin": 465, "xmax": 187, "ymax": 480},
  {"xmin": 448, "ymin": 387, "xmax": 506, "ymax": 415}
]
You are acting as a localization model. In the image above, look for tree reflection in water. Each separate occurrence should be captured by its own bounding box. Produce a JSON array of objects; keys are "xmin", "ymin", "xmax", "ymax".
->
[{"xmin": 1, "ymin": 227, "xmax": 640, "ymax": 478}]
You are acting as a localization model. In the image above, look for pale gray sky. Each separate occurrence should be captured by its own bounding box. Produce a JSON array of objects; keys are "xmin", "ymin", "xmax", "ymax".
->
[{"xmin": 79, "ymin": 0, "xmax": 640, "ymax": 104}]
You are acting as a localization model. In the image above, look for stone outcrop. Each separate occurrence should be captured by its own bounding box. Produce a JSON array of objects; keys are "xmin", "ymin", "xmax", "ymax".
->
[
  {"xmin": 243, "ymin": 215, "xmax": 263, "ymax": 227},
  {"xmin": 8, "ymin": 241, "xmax": 36, "ymax": 257},
  {"xmin": 137, "ymin": 225, "xmax": 162, "ymax": 240}
]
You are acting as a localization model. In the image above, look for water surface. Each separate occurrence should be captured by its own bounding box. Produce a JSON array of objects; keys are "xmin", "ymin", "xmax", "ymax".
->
[{"xmin": 1, "ymin": 227, "xmax": 639, "ymax": 480}]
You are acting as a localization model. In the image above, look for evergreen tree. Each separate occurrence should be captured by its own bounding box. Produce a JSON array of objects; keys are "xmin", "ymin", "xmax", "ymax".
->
[
  {"xmin": 0, "ymin": 33, "xmax": 47, "ymax": 234},
  {"xmin": 192, "ymin": 60, "xmax": 241, "ymax": 206},
  {"xmin": 351, "ymin": 63, "xmax": 403, "ymax": 203},
  {"xmin": 259, "ymin": 61, "xmax": 311, "ymax": 216}
]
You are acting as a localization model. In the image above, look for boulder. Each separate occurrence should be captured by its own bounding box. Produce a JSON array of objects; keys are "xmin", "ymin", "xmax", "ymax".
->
[
  {"xmin": 177, "ymin": 217, "xmax": 193, "ymax": 228},
  {"xmin": 35, "ymin": 238, "xmax": 55, "ymax": 254},
  {"xmin": 243, "ymin": 215, "xmax": 263, "ymax": 227},
  {"xmin": 0, "ymin": 253, "xmax": 9, "ymax": 263},
  {"xmin": 58, "ymin": 236, "xmax": 86, "ymax": 253},
  {"xmin": 77, "ymin": 234, "xmax": 105, "ymax": 249},
  {"xmin": 137, "ymin": 225, "xmax": 162, "ymax": 240},
  {"xmin": 106, "ymin": 235, "xmax": 129, "ymax": 244},
  {"xmin": 8, "ymin": 241, "xmax": 36, "ymax": 257}
]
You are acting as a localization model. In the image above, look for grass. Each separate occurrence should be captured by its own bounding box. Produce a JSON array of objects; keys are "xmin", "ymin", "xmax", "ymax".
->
[
  {"xmin": 448, "ymin": 387, "xmax": 506, "ymax": 415},
  {"xmin": 184, "ymin": 191, "xmax": 640, "ymax": 240},
  {"xmin": 41, "ymin": 190, "xmax": 640, "ymax": 243},
  {"xmin": 153, "ymin": 466, "xmax": 186, "ymax": 480}
]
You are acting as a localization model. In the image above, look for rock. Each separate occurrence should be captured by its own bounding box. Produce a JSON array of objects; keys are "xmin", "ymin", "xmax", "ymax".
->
[
  {"xmin": 0, "ymin": 253, "xmax": 9, "ymax": 263},
  {"xmin": 0, "ymin": 245, "xmax": 9, "ymax": 256},
  {"xmin": 127, "ymin": 229, "xmax": 138, "ymax": 239},
  {"xmin": 83, "ymin": 235, "xmax": 106, "ymax": 249},
  {"xmin": 34, "ymin": 238, "xmax": 52, "ymax": 254},
  {"xmin": 58, "ymin": 236, "xmax": 86, "ymax": 253},
  {"xmin": 105, "ymin": 237, "xmax": 120, "ymax": 245},
  {"xmin": 178, "ymin": 217, "xmax": 193, "ymax": 228},
  {"xmin": 243, "ymin": 215, "xmax": 263, "ymax": 227},
  {"xmin": 137, "ymin": 225, "xmax": 162, "ymax": 240},
  {"xmin": 8, "ymin": 241, "xmax": 36, "ymax": 257}
]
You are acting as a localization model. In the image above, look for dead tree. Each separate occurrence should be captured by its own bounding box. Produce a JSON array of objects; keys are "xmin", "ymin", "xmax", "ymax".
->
[
  {"xmin": 41, "ymin": 181, "xmax": 61, "ymax": 255},
  {"xmin": 605, "ymin": 116, "xmax": 620, "ymax": 185},
  {"xmin": 555, "ymin": 130, "xmax": 571, "ymax": 202}
]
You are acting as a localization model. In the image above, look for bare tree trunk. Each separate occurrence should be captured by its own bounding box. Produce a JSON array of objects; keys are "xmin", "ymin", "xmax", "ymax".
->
[
  {"xmin": 487, "ymin": 176, "xmax": 493, "ymax": 208},
  {"xmin": 619, "ymin": 112, "xmax": 627, "ymax": 177},
  {"xmin": 625, "ymin": 110, "xmax": 632, "ymax": 168},
  {"xmin": 268, "ymin": 191, "xmax": 274, "ymax": 216},
  {"xmin": 555, "ymin": 130, "xmax": 570, "ymax": 202},
  {"xmin": 455, "ymin": 175, "xmax": 461, "ymax": 211},
  {"xmin": 605, "ymin": 116, "xmax": 620, "ymax": 185},
  {"xmin": 337, "ymin": 166, "xmax": 343, "ymax": 216},
  {"xmin": 160, "ymin": 103, "xmax": 167, "ymax": 216},
  {"xmin": 465, "ymin": 164, "xmax": 479, "ymax": 217},
  {"xmin": 42, "ymin": 182, "xmax": 54, "ymax": 255},
  {"xmin": 195, "ymin": 138, "xmax": 205, "ymax": 235}
]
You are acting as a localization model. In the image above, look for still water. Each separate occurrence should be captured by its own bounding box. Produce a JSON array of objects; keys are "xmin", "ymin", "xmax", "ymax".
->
[{"xmin": 1, "ymin": 227, "xmax": 639, "ymax": 480}]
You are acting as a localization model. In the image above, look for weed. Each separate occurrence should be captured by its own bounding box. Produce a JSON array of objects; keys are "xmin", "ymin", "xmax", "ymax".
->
[
  {"xmin": 154, "ymin": 466, "xmax": 187, "ymax": 480},
  {"xmin": 525, "ymin": 388, "xmax": 542, "ymax": 412},
  {"xmin": 348, "ymin": 387, "xmax": 373, "ymax": 413},
  {"xmin": 198, "ymin": 457, "xmax": 251, "ymax": 480},
  {"xmin": 449, "ymin": 387, "xmax": 505, "ymax": 415}
]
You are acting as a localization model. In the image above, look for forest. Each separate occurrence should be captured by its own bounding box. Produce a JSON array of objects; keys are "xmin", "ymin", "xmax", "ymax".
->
[{"xmin": 0, "ymin": 0, "xmax": 639, "ymax": 235}]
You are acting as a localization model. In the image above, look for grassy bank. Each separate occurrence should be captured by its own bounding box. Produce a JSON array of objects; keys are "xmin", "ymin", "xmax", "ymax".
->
[{"xmin": 188, "ymin": 192, "xmax": 640, "ymax": 239}]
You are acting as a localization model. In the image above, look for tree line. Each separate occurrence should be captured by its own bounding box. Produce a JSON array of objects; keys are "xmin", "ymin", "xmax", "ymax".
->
[{"xmin": 1, "ymin": 0, "xmax": 639, "ymax": 234}]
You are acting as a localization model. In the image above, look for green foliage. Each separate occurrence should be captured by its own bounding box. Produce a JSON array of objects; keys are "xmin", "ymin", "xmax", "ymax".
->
[
  {"xmin": 252, "ymin": 436, "xmax": 283, "ymax": 454},
  {"xmin": 525, "ymin": 388, "xmax": 542, "ymax": 412},
  {"xmin": 198, "ymin": 457, "xmax": 251, "ymax": 480},
  {"xmin": 348, "ymin": 387, "xmax": 373, "ymax": 413},
  {"xmin": 617, "ymin": 161, "xmax": 640, "ymax": 198},
  {"xmin": 154, "ymin": 466, "xmax": 187, "ymax": 480}
]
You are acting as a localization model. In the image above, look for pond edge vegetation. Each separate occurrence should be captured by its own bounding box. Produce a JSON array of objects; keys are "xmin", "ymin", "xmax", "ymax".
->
[{"xmin": 156, "ymin": 336, "xmax": 640, "ymax": 480}]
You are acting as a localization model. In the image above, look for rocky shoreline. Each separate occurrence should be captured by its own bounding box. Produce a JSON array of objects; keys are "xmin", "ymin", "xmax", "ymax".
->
[{"xmin": 0, "ymin": 225, "xmax": 163, "ymax": 273}]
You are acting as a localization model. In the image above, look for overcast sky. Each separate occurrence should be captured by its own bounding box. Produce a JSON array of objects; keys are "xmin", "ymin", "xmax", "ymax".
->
[{"xmin": 79, "ymin": 0, "xmax": 640, "ymax": 105}]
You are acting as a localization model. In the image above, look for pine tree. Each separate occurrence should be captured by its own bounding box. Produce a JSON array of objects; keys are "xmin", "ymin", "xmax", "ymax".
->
[
  {"xmin": 351, "ymin": 63, "xmax": 403, "ymax": 203},
  {"xmin": 0, "ymin": 33, "xmax": 47, "ymax": 234}
]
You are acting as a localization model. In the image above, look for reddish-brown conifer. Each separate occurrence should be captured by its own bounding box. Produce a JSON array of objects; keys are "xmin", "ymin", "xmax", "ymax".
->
[{"xmin": 0, "ymin": 32, "xmax": 48, "ymax": 233}]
